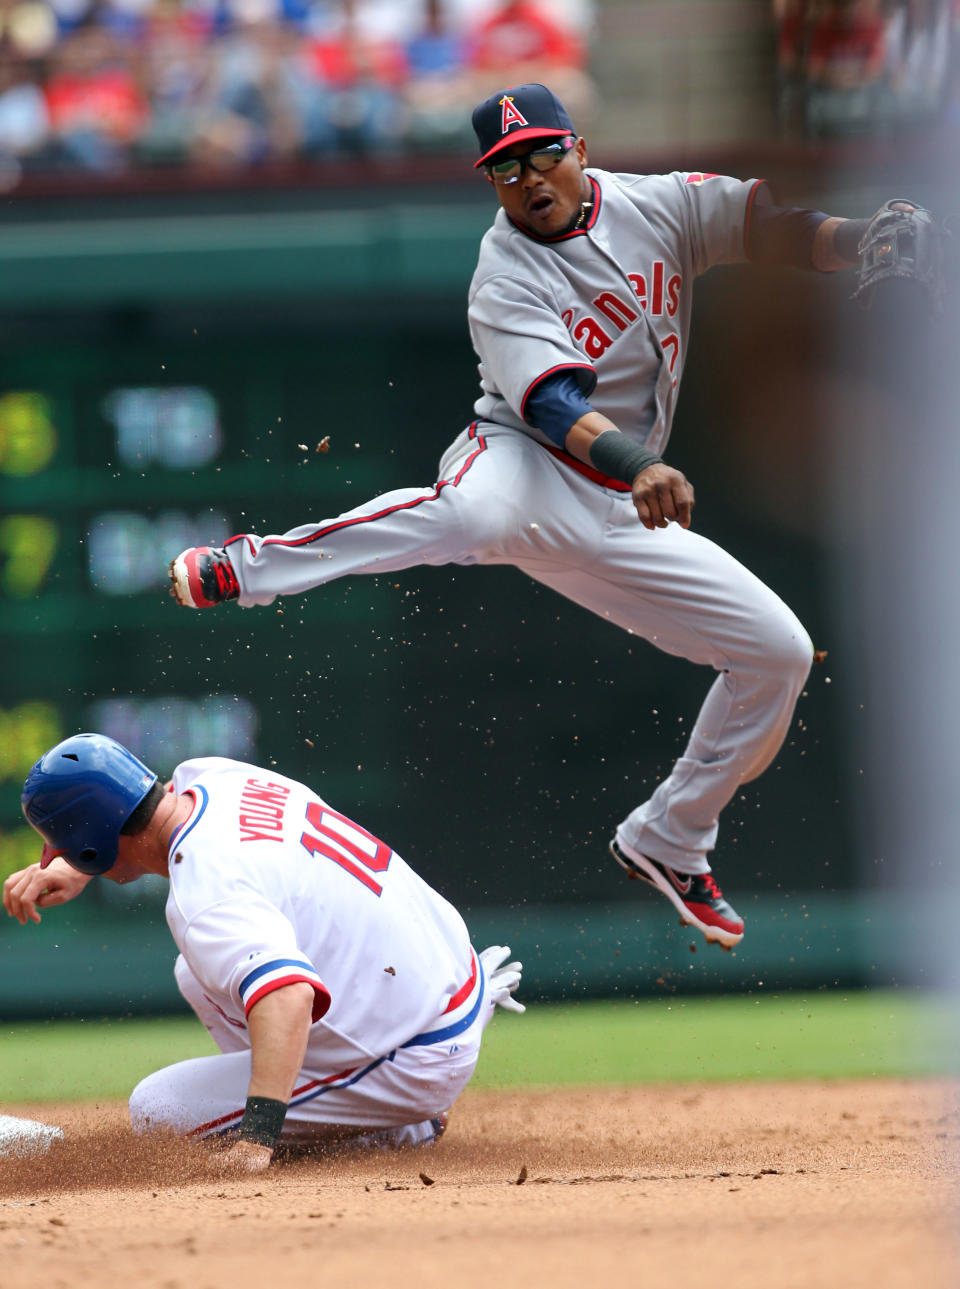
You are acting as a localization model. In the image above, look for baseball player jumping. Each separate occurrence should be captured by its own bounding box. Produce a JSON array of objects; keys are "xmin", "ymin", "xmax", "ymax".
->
[
  {"xmin": 4, "ymin": 734, "xmax": 524, "ymax": 1173},
  {"xmin": 167, "ymin": 82, "xmax": 934, "ymax": 951}
]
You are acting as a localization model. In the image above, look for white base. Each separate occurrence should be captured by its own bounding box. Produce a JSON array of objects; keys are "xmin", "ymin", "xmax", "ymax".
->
[{"xmin": 0, "ymin": 1113, "xmax": 64, "ymax": 1158}]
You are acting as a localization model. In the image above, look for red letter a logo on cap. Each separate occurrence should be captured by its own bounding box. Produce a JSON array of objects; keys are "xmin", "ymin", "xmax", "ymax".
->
[{"xmin": 500, "ymin": 95, "xmax": 528, "ymax": 134}]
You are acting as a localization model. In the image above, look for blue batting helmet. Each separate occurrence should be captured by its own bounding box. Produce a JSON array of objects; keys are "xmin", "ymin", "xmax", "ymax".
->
[{"xmin": 21, "ymin": 733, "xmax": 158, "ymax": 876}]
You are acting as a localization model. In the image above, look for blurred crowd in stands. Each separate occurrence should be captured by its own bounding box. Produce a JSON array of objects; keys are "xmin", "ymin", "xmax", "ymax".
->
[
  {"xmin": 774, "ymin": 0, "xmax": 958, "ymax": 136},
  {"xmin": 0, "ymin": 0, "xmax": 594, "ymax": 177},
  {"xmin": 0, "ymin": 0, "xmax": 952, "ymax": 184}
]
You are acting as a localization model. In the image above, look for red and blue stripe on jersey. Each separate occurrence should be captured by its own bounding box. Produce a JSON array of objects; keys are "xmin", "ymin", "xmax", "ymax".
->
[
  {"xmin": 238, "ymin": 958, "xmax": 330, "ymax": 1023},
  {"xmin": 167, "ymin": 785, "xmax": 208, "ymax": 855},
  {"xmin": 190, "ymin": 951, "xmax": 484, "ymax": 1138}
]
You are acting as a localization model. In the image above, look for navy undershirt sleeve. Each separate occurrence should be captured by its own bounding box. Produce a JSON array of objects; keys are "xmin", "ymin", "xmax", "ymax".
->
[
  {"xmin": 746, "ymin": 199, "xmax": 830, "ymax": 269},
  {"xmin": 525, "ymin": 370, "xmax": 595, "ymax": 447}
]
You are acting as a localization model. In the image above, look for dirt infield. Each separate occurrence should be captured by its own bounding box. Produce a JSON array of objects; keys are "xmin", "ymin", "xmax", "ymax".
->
[{"xmin": 2, "ymin": 1080, "xmax": 958, "ymax": 1289}]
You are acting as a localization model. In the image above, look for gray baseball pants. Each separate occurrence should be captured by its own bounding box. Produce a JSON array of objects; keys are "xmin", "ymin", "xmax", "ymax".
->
[{"xmin": 224, "ymin": 423, "xmax": 813, "ymax": 872}]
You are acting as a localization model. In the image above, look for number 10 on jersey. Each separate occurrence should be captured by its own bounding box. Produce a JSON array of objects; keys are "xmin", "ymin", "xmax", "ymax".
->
[{"xmin": 299, "ymin": 802, "xmax": 392, "ymax": 895}]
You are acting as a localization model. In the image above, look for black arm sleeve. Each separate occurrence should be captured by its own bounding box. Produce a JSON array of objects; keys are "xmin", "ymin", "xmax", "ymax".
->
[
  {"xmin": 832, "ymin": 217, "xmax": 871, "ymax": 262},
  {"xmin": 746, "ymin": 199, "xmax": 831, "ymax": 269}
]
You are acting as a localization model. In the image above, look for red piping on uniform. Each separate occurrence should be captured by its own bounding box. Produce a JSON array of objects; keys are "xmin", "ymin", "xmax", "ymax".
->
[
  {"xmin": 189, "ymin": 1107, "xmax": 245, "ymax": 1136},
  {"xmin": 287, "ymin": 1066, "xmax": 359, "ymax": 1099},
  {"xmin": 743, "ymin": 178, "xmax": 767, "ymax": 260},
  {"xmin": 168, "ymin": 788, "xmax": 199, "ymax": 849},
  {"xmin": 244, "ymin": 975, "xmax": 332, "ymax": 1022},
  {"xmin": 189, "ymin": 951, "xmax": 479, "ymax": 1139},
  {"xmin": 224, "ymin": 424, "xmax": 488, "ymax": 556},
  {"xmin": 442, "ymin": 949, "xmax": 478, "ymax": 1014},
  {"xmin": 188, "ymin": 1064, "xmax": 359, "ymax": 1137},
  {"xmin": 519, "ymin": 362, "xmax": 596, "ymax": 423},
  {"xmin": 542, "ymin": 443, "xmax": 632, "ymax": 492},
  {"xmin": 508, "ymin": 176, "xmax": 602, "ymax": 243},
  {"xmin": 203, "ymin": 993, "xmax": 246, "ymax": 1030}
]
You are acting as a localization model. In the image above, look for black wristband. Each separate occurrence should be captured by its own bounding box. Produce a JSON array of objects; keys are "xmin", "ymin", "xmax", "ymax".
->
[
  {"xmin": 588, "ymin": 429, "xmax": 662, "ymax": 485},
  {"xmin": 833, "ymin": 217, "xmax": 871, "ymax": 263},
  {"xmin": 237, "ymin": 1095, "xmax": 287, "ymax": 1149}
]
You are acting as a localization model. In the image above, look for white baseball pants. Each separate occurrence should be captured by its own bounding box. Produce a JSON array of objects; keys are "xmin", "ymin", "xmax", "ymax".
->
[
  {"xmin": 129, "ymin": 954, "xmax": 495, "ymax": 1143},
  {"xmin": 224, "ymin": 423, "xmax": 813, "ymax": 872}
]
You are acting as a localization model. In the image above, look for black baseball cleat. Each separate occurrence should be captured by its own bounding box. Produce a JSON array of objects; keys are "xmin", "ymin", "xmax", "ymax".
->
[
  {"xmin": 610, "ymin": 837, "xmax": 744, "ymax": 948},
  {"xmin": 169, "ymin": 546, "xmax": 240, "ymax": 608}
]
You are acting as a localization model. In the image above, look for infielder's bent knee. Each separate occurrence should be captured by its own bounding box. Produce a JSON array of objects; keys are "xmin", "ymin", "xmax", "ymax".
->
[
  {"xmin": 741, "ymin": 605, "xmax": 814, "ymax": 687},
  {"xmin": 766, "ymin": 619, "xmax": 814, "ymax": 690}
]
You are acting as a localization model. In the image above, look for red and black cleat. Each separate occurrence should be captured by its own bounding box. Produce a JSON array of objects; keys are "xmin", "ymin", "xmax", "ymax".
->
[
  {"xmin": 610, "ymin": 837, "xmax": 744, "ymax": 949},
  {"xmin": 168, "ymin": 546, "xmax": 240, "ymax": 609}
]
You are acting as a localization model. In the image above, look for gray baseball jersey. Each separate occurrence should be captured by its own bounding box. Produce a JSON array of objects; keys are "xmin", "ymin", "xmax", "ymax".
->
[
  {"xmin": 215, "ymin": 165, "xmax": 812, "ymax": 891},
  {"xmin": 469, "ymin": 169, "xmax": 759, "ymax": 455}
]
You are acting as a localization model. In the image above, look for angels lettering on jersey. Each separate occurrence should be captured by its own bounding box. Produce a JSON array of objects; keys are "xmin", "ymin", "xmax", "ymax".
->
[
  {"xmin": 562, "ymin": 260, "xmax": 684, "ymax": 389},
  {"xmin": 558, "ymin": 172, "xmax": 723, "ymax": 383}
]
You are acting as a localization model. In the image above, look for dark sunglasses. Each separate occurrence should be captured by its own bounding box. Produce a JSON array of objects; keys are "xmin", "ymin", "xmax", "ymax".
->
[{"xmin": 484, "ymin": 135, "xmax": 577, "ymax": 185}]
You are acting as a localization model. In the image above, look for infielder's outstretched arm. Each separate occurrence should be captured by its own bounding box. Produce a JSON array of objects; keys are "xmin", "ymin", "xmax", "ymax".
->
[
  {"xmin": 813, "ymin": 217, "xmax": 859, "ymax": 272},
  {"xmin": 538, "ymin": 201, "xmax": 875, "ymax": 530}
]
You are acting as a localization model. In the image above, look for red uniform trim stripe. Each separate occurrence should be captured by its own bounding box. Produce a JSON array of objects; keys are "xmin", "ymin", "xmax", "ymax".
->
[
  {"xmin": 743, "ymin": 178, "xmax": 768, "ymax": 260},
  {"xmin": 442, "ymin": 949, "xmax": 478, "ymax": 1014},
  {"xmin": 224, "ymin": 424, "xmax": 488, "ymax": 557},
  {"xmin": 244, "ymin": 975, "xmax": 332, "ymax": 1022},
  {"xmin": 542, "ymin": 443, "xmax": 632, "ymax": 492},
  {"xmin": 188, "ymin": 1064, "xmax": 359, "ymax": 1137},
  {"xmin": 288, "ymin": 1066, "xmax": 359, "ymax": 1099},
  {"xmin": 189, "ymin": 952, "xmax": 480, "ymax": 1140},
  {"xmin": 508, "ymin": 177, "xmax": 602, "ymax": 243},
  {"xmin": 168, "ymin": 788, "xmax": 200, "ymax": 851}
]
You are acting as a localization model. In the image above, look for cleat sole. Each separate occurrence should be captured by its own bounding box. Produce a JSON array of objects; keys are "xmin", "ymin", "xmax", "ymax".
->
[{"xmin": 168, "ymin": 556, "xmax": 193, "ymax": 608}]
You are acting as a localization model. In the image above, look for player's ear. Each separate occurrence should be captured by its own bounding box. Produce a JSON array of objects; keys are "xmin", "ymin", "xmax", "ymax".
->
[{"xmin": 575, "ymin": 137, "xmax": 588, "ymax": 168}]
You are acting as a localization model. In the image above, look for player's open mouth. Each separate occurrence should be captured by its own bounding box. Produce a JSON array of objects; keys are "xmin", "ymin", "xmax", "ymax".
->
[{"xmin": 529, "ymin": 195, "xmax": 554, "ymax": 216}]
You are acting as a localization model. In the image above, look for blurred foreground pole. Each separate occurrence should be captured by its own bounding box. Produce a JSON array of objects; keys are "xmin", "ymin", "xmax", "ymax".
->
[{"xmin": 833, "ymin": 261, "xmax": 960, "ymax": 1024}]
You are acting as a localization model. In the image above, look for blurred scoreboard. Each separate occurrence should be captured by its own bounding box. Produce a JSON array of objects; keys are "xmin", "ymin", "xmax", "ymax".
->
[{"xmin": 0, "ymin": 335, "xmax": 416, "ymax": 883}]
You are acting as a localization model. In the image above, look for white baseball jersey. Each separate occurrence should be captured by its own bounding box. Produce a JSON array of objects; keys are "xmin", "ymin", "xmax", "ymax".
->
[
  {"xmin": 469, "ymin": 168, "xmax": 760, "ymax": 454},
  {"xmin": 164, "ymin": 757, "xmax": 478, "ymax": 1074}
]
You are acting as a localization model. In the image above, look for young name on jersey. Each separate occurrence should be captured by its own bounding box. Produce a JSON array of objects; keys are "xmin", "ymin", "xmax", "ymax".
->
[{"xmin": 238, "ymin": 776, "xmax": 292, "ymax": 842}]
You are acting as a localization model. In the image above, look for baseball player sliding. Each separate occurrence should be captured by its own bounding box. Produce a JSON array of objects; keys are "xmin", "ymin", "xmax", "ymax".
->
[
  {"xmin": 4, "ymin": 734, "xmax": 523, "ymax": 1174},
  {"xmin": 168, "ymin": 82, "xmax": 939, "ymax": 951}
]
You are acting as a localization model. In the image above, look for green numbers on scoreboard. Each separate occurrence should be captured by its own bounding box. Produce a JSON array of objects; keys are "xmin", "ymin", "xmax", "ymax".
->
[
  {"xmin": 0, "ymin": 392, "xmax": 58, "ymax": 477},
  {"xmin": 0, "ymin": 515, "xmax": 59, "ymax": 598}
]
